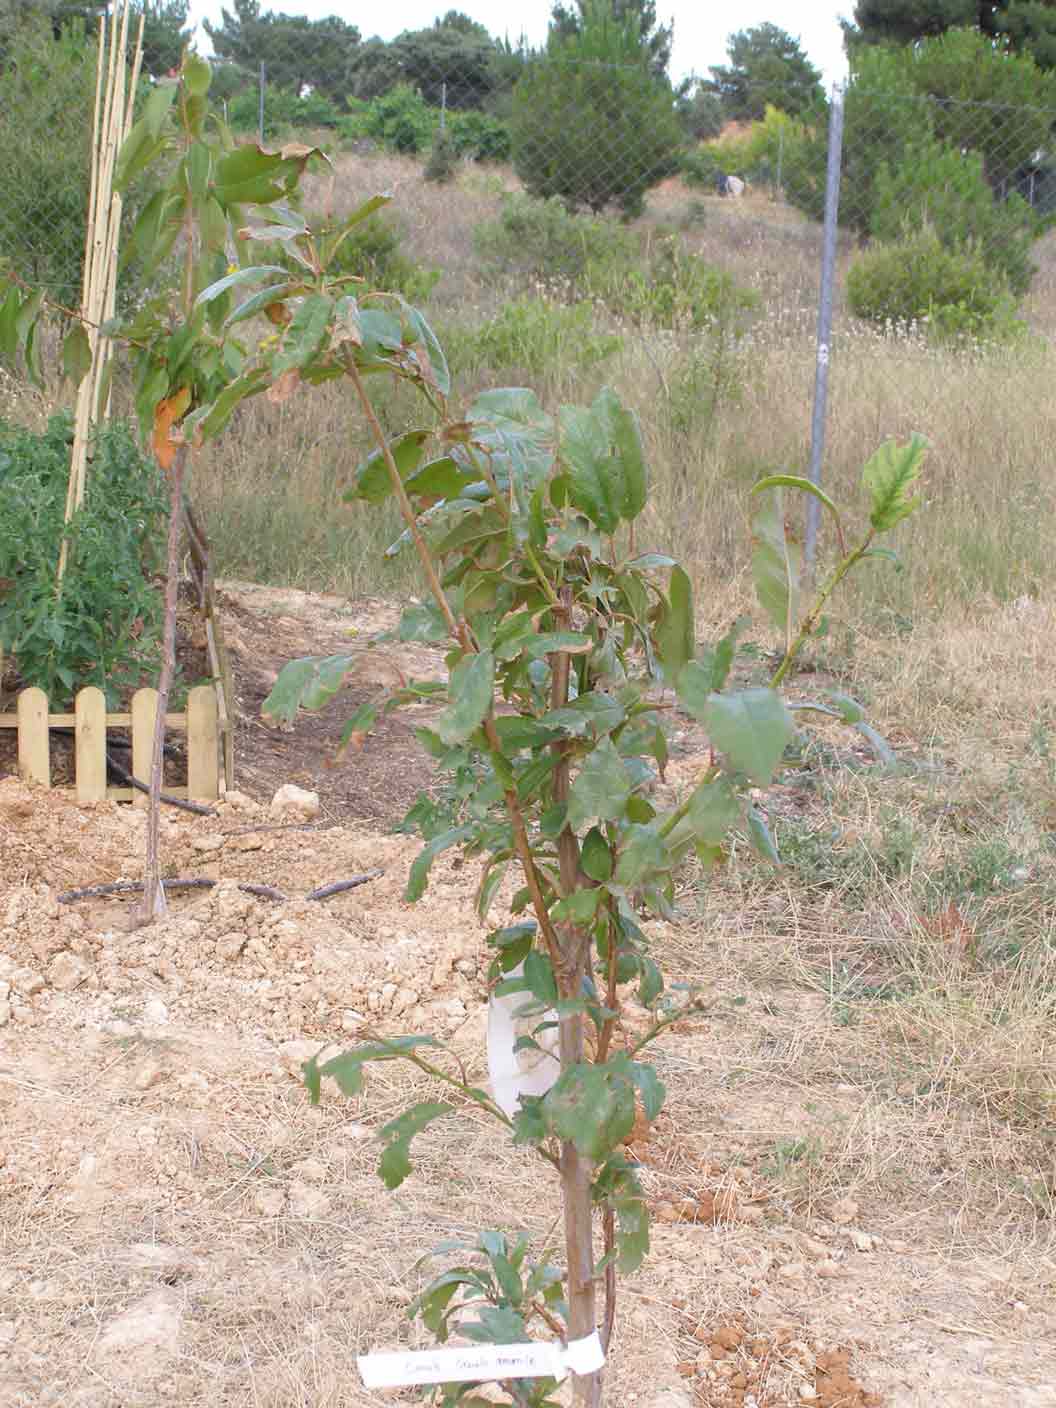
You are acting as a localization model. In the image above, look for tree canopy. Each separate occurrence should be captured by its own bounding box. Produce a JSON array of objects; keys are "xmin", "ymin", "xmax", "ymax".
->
[
  {"xmin": 846, "ymin": 0, "xmax": 1056, "ymax": 69},
  {"xmin": 348, "ymin": 11, "xmax": 519, "ymax": 109},
  {"xmin": 707, "ymin": 23, "xmax": 824, "ymax": 121},
  {"xmin": 550, "ymin": 0, "xmax": 673, "ymax": 76},
  {"xmin": 203, "ymin": 0, "xmax": 361, "ymax": 100}
]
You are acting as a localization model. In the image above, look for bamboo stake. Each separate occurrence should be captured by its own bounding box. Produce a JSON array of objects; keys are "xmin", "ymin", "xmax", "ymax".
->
[{"xmin": 58, "ymin": 0, "xmax": 142, "ymax": 585}]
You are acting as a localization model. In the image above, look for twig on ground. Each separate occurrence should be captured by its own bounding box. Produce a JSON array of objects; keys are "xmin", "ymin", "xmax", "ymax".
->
[
  {"xmin": 304, "ymin": 870, "xmax": 384, "ymax": 900},
  {"xmin": 57, "ymin": 871, "xmax": 384, "ymax": 905},
  {"xmin": 104, "ymin": 750, "xmax": 217, "ymax": 817}
]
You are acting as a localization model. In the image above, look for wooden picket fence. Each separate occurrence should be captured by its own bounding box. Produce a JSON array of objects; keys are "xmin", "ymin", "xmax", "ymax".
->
[{"xmin": 0, "ymin": 684, "xmax": 221, "ymax": 804}]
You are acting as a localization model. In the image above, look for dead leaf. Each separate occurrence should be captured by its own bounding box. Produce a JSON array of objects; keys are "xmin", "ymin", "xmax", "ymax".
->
[
  {"xmin": 267, "ymin": 367, "xmax": 300, "ymax": 404},
  {"xmin": 151, "ymin": 386, "xmax": 191, "ymax": 471}
]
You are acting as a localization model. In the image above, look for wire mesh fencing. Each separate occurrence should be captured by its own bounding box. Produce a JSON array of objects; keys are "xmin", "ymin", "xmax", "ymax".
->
[{"xmin": 3, "ymin": 18, "xmax": 1055, "ymax": 560}]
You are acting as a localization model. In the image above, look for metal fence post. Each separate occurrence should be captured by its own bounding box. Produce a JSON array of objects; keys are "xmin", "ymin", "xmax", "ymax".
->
[
  {"xmin": 258, "ymin": 61, "xmax": 265, "ymax": 145},
  {"xmin": 805, "ymin": 83, "xmax": 845, "ymax": 570}
]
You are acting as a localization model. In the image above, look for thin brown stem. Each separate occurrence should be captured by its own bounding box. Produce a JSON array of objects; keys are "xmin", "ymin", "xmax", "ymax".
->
[
  {"xmin": 343, "ymin": 352, "xmax": 459, "ymax": 640},
  {"xmin": 137, "ymin": 444, "xmax": 187, "ymax": 924}
]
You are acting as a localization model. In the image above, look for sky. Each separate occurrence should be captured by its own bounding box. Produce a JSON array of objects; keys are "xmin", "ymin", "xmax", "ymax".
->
[{"xmin": 185, "ymin": 0, "xmax": 852, "ymax": 87}]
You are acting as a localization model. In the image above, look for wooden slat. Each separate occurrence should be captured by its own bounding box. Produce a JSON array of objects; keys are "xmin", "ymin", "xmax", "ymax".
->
[
  {"xmin": 0, "ymin": 711, "xmax": 185, "ymax": 730},
  {"xmin": 17, "ymin": 687, "xmax": 50, "ymax": 787},
  {"xmin": 75, "ymin": 685, "xmax": 107, "ymax": 802},
  {"xmin": 130, "ymin": 687, "xmax": 158, "ymax": 809},
  {"xmin": 186, "ymin": 684, "xmax": 219, "ymax": 801}
]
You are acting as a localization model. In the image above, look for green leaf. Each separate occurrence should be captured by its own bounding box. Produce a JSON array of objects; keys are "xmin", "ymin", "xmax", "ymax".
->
[
  {"xmin": 614, "ymin": 824, "xmax": 667, "ymax": 887},
  {"xmin": 401, "ymin": 302, "xmax": 451, "ymax": 396},
  {"xmin": 338, "ymin": 700, "xmax": 379, "ymax": 752},
  {"xmin": 624, "ymin": 553, "xmax": 676, "ymax": 570},
  {"xmin": 0, "ymin": 286, "xmax": 20, "ymax": 363},
  {"xmin": 260, "ymin": 653, "xmax": 356, "ymax": 723},
  {"xmin": 186, "ymin": 140, "xmax": 211, "ymax": 201},
  {"xmin": 637, "ymin": 954, "xmax": 663, "ymax": 1007},
  {"xmin": 224, "ymin": 281, "xmax": 296, "ymax": 328},
  {"xmin": 404, "ymin": 455, "xmax": 473, "ymax": 501},
  {"xmin": 551, "ymin": 888, "xmax": 601, "ymax": 925},
  {"xmin": 594, "ymin": 385, "xmax": 646, "ymax": 520},
  {"xmin": 273, "ymin": 294, "xmax": 332, "ymax": 374},
  {"xmin": 629, "ymin": 1060, "xmax": 666, "ymax": 1122},
  {"xmin": 751, "ymin": 486, "xmax": 800, "ymax": 648},
  {"xmin": 825, "ymin": 691, "xmax": 865, "ymax": 724},
  {"xmin": 348, "ymin": 429, "xmax": 431, "ymax": 505},
  {"xmin": 194, "ymin": 264, "xmax": 289, "ymax": 308},
  {"xmin": 542, "ymin": 1063, "xmax": 636, "ymax": 1161},
  {"xmin": 61, "ymin": 323, "xmax": 91, "ymax": 387},
  {"xmin": 142, "ymin": 81, "xmax": 176, "ymax": 137},
  {"xmin": 752, "ymin": 473, "xmax": 843, "ymax": 540},
  {"xmin": 746, "ymin": 804, "xmax": 781, "ymax": 864},
  {"xmin": 700, "ymin": 689, "xmax": 794, "ymax": 785},
  {"xmin": 559, "ymin": 387, "xmax": 645, "ymax": 533},
  {"xmin": 406, "ymin": 826, "xmax": 474, "ymax": 903},
  {"xmin": 378, "ymin": 1102, "xmax": 452, "ymax": 1190},
  {"xmin": 854, "ymin": 721, "xmax": 897, "ymax": 766},
  {"xmin": 523, "ymin": 951, "xmax": 558, "ymax": 1004},
  {"xmin": 594, "ymin": 1153, "xmax": 649, "ymax": 1273},
  {"xmin": 462, "ymin": 1306, "xmax": 528, "ymax": 1345},
  {"xmin": 183, "ymin": 51, "xmax": 211, "ymax": 98},
  {"xmin": 582, "ymin": 827, "xmax": 613, "ymax": 882},
  {"xmin": 214, "ymin": 145, "xmax": 302, "ymax": 206},
  {"xmin": 356, "ymin": 307, "xmax": 404, "ymax": 360},
  {"xmin": 182, "ymin": 368, "xmax": 268, "ymax": 444},
  {"xmin": 397, "ymin": 602, "xmax": 450, "ymax": 643},
  {"xmin": 567, "ymin": 737, "xmax": 633, "ymax": 831},
  {"xmin": 543, "ymin": 691, "xmax": 625, "ymax": 740},
  {"xmin": 862, "ymin": 434, "xmax": 926, "ymax": 532},
  {"xmin": 666, "ymin": 777, "xmax": 741, "ymax": 853},
  {"xmin": 113, "ymin": 117, "xmax": 167, "ymax": 192},
  {"xmin": 657, "ymin": 566, "xmax": 693, "ymax": 685},
  {"xmin": 436, "ymin": 651, "xmax": 494, "ymax": 746}
]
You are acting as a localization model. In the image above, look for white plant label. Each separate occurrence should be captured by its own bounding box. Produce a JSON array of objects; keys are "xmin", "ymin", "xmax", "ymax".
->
[{"xmin": 358, "ymin": 1330, "xmax": 605, "ymax": 1389}]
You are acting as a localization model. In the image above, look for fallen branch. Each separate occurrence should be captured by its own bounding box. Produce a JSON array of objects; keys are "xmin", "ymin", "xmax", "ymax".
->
[{"xmin": 104, "ymin": 750, "xmax": 217, "ymax": 817}]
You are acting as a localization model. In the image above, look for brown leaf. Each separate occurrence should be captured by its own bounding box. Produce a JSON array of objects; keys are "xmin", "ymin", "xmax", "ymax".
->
[
  {"xmin": 151, "ymin": 386, "xmax": 191, "ymax": 471},
  {"xmin": 267, "ymin": 367, "xmax": 301, "ymax": 404}
]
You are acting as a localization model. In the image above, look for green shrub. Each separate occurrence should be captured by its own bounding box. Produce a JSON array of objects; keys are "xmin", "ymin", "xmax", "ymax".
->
[
  {"xmin": 228, "ymin": 85, "xmax": 342, "ymax": 137},
  {"xmin": 846, "ymin": 229, "xmax": 1025, "ymax": 342},
  {"xmin": 461, "ymin": 298, "xmax": 621, "ymax": 374},
  {"xmin": 424, "ymin": 127, "xmax": 459, "ymax": 184},
  {"xmin": 0, "ymin": 414, "xmax": 166, "ymax": 705},
  {"xmin": 871, "ymin": 137, "xmax": 1038, "ymax": 296},
  {"xmin": 475, "ymin": 194, "xmax": 639, "ymax": 285},
  {"xmin": 361, "ymin": 84, "xmax": 437, "ymax": 153},
  {"xmin": 592, "ymin": 235, "xmax": 760, "ymax": 331},
  {"xmin": 510, "ymin": 6, "xmax": 684, "ymax": 217},
  {"xmin": 447, "ymin": 109, "xmax": 512, "ymax": 163}
]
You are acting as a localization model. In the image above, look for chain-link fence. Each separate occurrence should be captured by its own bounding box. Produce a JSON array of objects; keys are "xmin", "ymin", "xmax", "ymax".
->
[{"xmin": 4, "ymin": 15, "xmax": 1055, "ymax": 563}]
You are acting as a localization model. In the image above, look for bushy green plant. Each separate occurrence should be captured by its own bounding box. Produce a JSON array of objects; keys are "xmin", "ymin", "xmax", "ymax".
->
[
  {"xmin": 475, "ymin": 194, "xmax": 640, "ymax": 285},
  {"xmin": 461, "ymin": 298, "xmax": 621, "ymax": 374},
  {"xmin": 871, "ymin": 137, "xmax": 1038, "ymax": 296},
  {"xmin": 447, "ymin": 108, "xmax": 513, "ymax": 162},
  {"xmin": 847, "ymin": 229, "xmax": 1025, "ymax": 342},
  {"xmin": 424, "ymin": 127, "xmax": 459, "ymax": 184},
  {"xmin": 361, "ymin": 83, "xmax": 438, "ymax": 153},
  {"xmin": 227, "ymin": 85, "xmax": 342, "ymax": 136},
  {"xmin": 592, "ymin": 236, "xmax": 759, "ymax": 331},
  {"xmin": 0, "ymin": 414, "xmax": 166, "ymax": 704},
  {"xmin": 510, "ymin": 2, "xmax": 684, "ymax": 216}
]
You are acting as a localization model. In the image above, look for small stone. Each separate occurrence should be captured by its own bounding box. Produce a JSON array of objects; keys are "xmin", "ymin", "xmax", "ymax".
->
[
  {"xmin": 97, "ymin": 1290, "xmax": 181, "ymax": 1359},
  {"xmin": 143, "ymin": 998, "xmax": 169, "ymax": 1025},
  {"xmin": 48, "ymin": 951, "xmax": 93, "ymax": 991},
  {"xmin": 253, "ymin": 1187, "xmax": 287, "ymax": 1217},
  {"xmin": 0, "ymin": 980, "xmax": 10, "ymax": 1000},
  {"xmin": 134, "ymin": 1059, "xmax": 164, "ymax": 1091},
  {"xmin": 828, "ymin": 1196, "xmax": 859, "ymax": 1225},
  {"xmin": 105, "ymin": 1018, "xmax": 135, "ymax": 1038},
  {"xmin": 816, "ymin": 1259, "xmax": 843, "ymax": 1278},
  {"xmin": 12, "ymin": 968, "xmax": 44, "ymax": 997},
  {"xmin": 191, "ymin": 835, "xmax": 225, "ymax": 853},
  {"xmin": 270, "ymin": 784, "xmax": 320, "ymax": 820},
  {"xmin": 290, "ymin": 1158, "xmax": 326, "ymax": 1182},
  {"xmin": 228, "ymin": 834, "xmax": 263, "ymax": 852},
  {"xmin": 849, "ymin": 1229, "xmax": 877, "ymax": 1252},
  {"xmin": 288, "ymin": 1181, "xmax": 332, "ymax": 1219},
  {"xmin": 216, "ymin": 933, "xmax": 246, "ymax": 961},
  {"xmin": 0, "ymin": 1001, "xmax": 10, "ymax": 1027}
]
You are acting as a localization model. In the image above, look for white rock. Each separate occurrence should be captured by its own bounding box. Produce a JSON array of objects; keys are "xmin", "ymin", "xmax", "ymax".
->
[
  {"xmin": 48, "ymin": 951, "xmax": 93, "ymax": 991},
  {"xmin": 143, "ymin": 998, "xmax": 169, "ymax": 1025},
  {"xmin": 253, "ymin": 1187, "xmax": 287, "ymax": 1218},
  {"xmin": 288, "ymin": 1181, "xmax": 332, "ymax": 1219},
  {"xmin": 191, "ymin": 835, "xmax": 225, "ymax": 853},
  {"xmin": 12, "ymin": 968, "xmax": 44, "ymax": 997},
  {"xmin": 270, "ymin": 784, "xmax": 320, "ymax": 820},
  {"xmin": 97, "ymin": 1290, "xmax": 181, "ymax": 1358}
]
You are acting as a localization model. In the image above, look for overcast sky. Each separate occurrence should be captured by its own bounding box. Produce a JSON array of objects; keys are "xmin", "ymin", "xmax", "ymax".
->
[{"xmin": 186, "ymin": 0, "xmax": 852, "ymax": 86}]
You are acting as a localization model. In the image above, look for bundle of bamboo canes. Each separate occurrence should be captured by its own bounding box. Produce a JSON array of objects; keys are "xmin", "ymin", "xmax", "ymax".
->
[{"xmin": 57, "ymin": 0, "xmax": 144, "ymax": 584}]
